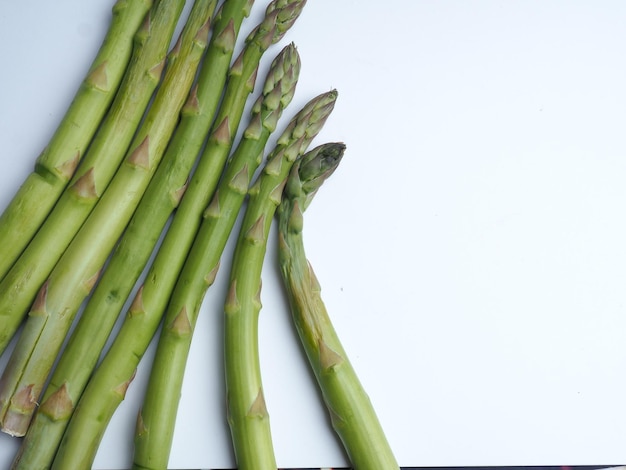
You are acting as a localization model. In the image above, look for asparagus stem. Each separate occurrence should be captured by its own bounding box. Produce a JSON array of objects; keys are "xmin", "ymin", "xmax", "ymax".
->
[
  {"xmin": 132, "ymin": 43, "xmax": 301, "ymax": 470},
  {"xmin": 11, "ymin": 0, "xmax": 254, "ymax": 463},
  {"xmin": 224, "ymin": 90, "xmax": 337, "ymax": 469},
  {"xmin": 48, "ymin": 2, "xmax": 307, "ymax": 467},
  {"xmin": 0, "ymin": 0, "xmax": 152, "ymax": 280},
  {"xmin": 0, "ymin": 0, "xmax": 217, "ymax": 438},
  {"xmin": 0, "ymin": 0, "xmax": 185, "ymax": 359},
  {"xmin": 277, "ymin": 144, "xmax": 400, "ymax": 470},
  {"xmin": 12, "ymin": 0, "xmax": 255, "ymax": 459},
  {"xmin": 15, "ymin": 0, "xmax": 252, "ymax": 458}
]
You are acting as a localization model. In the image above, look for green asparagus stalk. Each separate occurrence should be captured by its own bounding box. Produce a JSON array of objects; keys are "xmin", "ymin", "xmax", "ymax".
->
[
  {"xmin": 132, "ymin": 43, "xmax": 301, "ymax": 470},
  {"xmin": 48, "ymin": 4, "xmax": 308, "ymax": 467},
  {"xmin": 0, "ymin": 0, "xmax": 185, "ymax": 358},
  {"xmin": 277, "ymin": 144, "xmax": 399, "ymax": 469},
  {"xmin": 0, "ymin": 0, "xmax": 217, "ymax": 438},
  {"xmin": 224, "ymin": 90, "xmax": 337, "ymax": 469},
  {"xmin": 0, "ymin": 0, "xmax": 152, "ymax": 280},
  {"xmin": 10, "ymin": 0, "xmax": 253, "ymax": 465}
]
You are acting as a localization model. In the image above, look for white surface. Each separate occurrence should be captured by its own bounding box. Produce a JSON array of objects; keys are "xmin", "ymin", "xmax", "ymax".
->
[{"xmin": 2, "ymin": 0, "xmax": 626, "ymax": 468}]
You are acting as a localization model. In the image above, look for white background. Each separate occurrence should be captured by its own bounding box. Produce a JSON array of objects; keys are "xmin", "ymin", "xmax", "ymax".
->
[{"xmin": 1, "ymin": 0, "xmax": 626, "ymax": 468}]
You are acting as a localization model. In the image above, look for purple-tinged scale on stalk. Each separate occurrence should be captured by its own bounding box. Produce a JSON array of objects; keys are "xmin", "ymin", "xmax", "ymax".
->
[
  {"xmin": 82, "ymin": 268, "xmax": 102, "ymax": 294},
  {"xmin": 170, "ymin": 180, "xmax": 189, "ymax": 207},
  {"xmin": 319, "ymin": 339, "xmax": 344, "ymax": 372},
  {"xmin": 204, "ymin": 263, "xmax": 220, "ymax": 287},
  {"xmin": 128, "ymin": 286, "xmax": 146, "ymax": 318},
  {"xmin": 54, "ymin": 151, "xmax": 81, "ymax": 180},
  {"xmin": 147, "ymin": 57, "xmax": 167, "ymax": 81},
  {"xmin": 181, "ymin": 84, "xmax": 201, "ymax": 116},
  {"xmin": 246, "ymin": 388, "xmax": 268, "ymax": 419},
  {"xmin": 262, "ymin": 108, "xmax": 282, "ymax": 134},
  {"xmin": 262, "ymin": 148, "xmax": 286, "ymax": 177},
  {"xmin": 169, "ymin": 34, "xmax": 183, "ymax": 59},
  {"xmin": 268, "ymin": 179, "xmax": 287, "ymax": 206},
  {"xmin": 244, "ymin": 214, "xmax": 266, "ymax": 244},
  {"xmin": 244, "ymin": 65, "xmax": 260, "ymax": 94},
  {"xmin": 328, "ymin": 404, "xmax": 346, "ymax": 430},
  {"xmin": 229, "ymin": 51, "xmax": 245, "ymax": 78},
  {"xmin": 168, "ymin": 306, "xmax": 192, "ymax": 336},
  {"xmin": 287, "ymin": 199, "xmax": 304, "ymax": 233},
  {"xmin": 30, "ymin": 280, "xmax": 50, "ymax": 317},
  {"xmin": 213, "ymin": 18, "xmax": 237, "ymax": 53},
  {"xmin": 229, "ymin": 164, "xmax": 251, "ymax": 195},
  {"xmin": 194, "ymin": 18, "xmax": 212, "ymax": 47},
  {"xmin": 86, "ymin": 61, "xmax": 109, "ymax": 91},
  {"xmin": 307, "ymin": 259, "xmax": 322, "ymax": 294},
  {"xmin": 210, "ymin": 117, "xmax": 232, "ymax": 146},
  {"xmin": 244, "ymin": 110, "xmax": 264, "ymax": 140},
  {"xmin": 203, "ymin": 190, "xmax": 221, "ymax": 219},
  {"xmin": 253, "ymin": 281, "xmax": 263, "ymax": 310},
  {"xmin": 39, "ymin": 382, "xmax": 74, "ymax": 421},
  {"xmin": 224, "ymin": 280, "xmax": 240, "ymax": 315},
  {"xmin": 112, "ymin": 369, "xmax": 136, "ymax": 399},
  {"xmin": 127, "ymin": 135, "xmax": 151, "ymax": 169},
  {"xmin": 134, "ymin": 10, "xmax": 152, "ymax": 44},
  {"xmin": 135, "ymin": 408, "xmax": 148, "ymax": 437},
  {"xmin": 70, "ymin": 167, "xmax": 98, "ymax": 200}
]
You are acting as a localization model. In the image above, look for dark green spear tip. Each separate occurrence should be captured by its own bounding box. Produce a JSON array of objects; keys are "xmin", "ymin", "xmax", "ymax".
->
[{"xmin": 286, "ymin": 142, "xmax": 346, "ymax": 209}]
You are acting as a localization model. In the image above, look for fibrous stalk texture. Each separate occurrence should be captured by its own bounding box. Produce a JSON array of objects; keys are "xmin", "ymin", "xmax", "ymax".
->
[{"xmin": 277, "ymin": 144, "xmax": 400, "ymax": 470}]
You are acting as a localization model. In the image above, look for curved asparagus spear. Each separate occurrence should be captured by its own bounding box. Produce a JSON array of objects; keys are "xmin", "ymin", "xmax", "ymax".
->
[
  {"xmin": 224, "ymin": 90, "xmax": 337, "ymax": 469},
  {"xmin": 0, "ymin": 0, "xmax": 217, "ymax": 438},
  {"xmin": 132, "ymin": 44, "xmax": 300, "ymax": 470},
  {"xmin": 0, "ymin": 0, "xmax": 185, "ymax": 358},
  {"xmin": 0, "ymin": 0, "xmax": 152, "ymax": 280},
  {"xmin": 277, "ymin": 144, "xmax": 399, "ymax": 469}
]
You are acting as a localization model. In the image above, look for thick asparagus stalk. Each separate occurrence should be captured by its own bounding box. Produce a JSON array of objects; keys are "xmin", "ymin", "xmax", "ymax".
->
[
  {"xmin": 11, "ymin": 0, "xmax": 253, "ymax": 465},
  {"xmin": 277, "ymin": 144, "xmax": 399, "ymax": 469},
  {"xmin": 0, "ymin": 0, "xmax": 217, "ymax": 438},
  {"xmin": 0, "ymin": 0, "xmax": 186, "ymax": 358},
  {"xmin": 48, "ymin": 4, "xmax": 308, "ymax": 468},
  {"xmin": 132, "ymin": 44, "xmax": 301, "ymax": 470},
  {"xmin": 0, "ymin": 0, "xmax": 152, "ymax": 280},
  {"xmin": 224, "ymin": 90, "xmax": 337, "ymax": 469}
]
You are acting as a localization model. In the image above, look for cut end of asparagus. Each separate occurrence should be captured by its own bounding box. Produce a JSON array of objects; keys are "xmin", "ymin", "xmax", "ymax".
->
[{"xmin": 1, "ymin": 384, "xmax": 38, "ymax": 436}]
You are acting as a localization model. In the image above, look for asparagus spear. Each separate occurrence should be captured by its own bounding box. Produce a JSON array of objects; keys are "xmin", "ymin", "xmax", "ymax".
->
[
  {"xmin": 0, "ymin": 0, "xmax": 217, "ymax": 438},
  {"xmin": 48, "ymin": 4, "xmax": 308, "ymax": 467},
  {"xmin": 0, "ymin": 0, "xmax": 186, "ymax": 357},
  {"xmin": 277, "ymin": 144, "xmax": 400, "ymax": 469},
  {"xmin": 132, "ymin": 43, "xmax": 301, "ymax": 470},
  {"xmin": 224, "ymin": 90, "xmax": 337, "ymax": 469},
  {"xmin": 0, "ymin": 0, "xmax": 152, "ymax": 280},
  {"xmin": 11, "ymin": 0, "xmax": 253, "ymax": 465}
]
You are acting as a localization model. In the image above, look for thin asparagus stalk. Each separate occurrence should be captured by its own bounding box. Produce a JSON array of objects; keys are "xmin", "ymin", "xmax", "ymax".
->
[
  {"xmin": 224, "ymin": 90, "xmax": 337, "ymax": 469},
  {"xmin": 277, "ymin": 144, "xmax": 399, "ymax": 469},
  {"xmin": 48, "ymin": 4, "xmax": 308, "ymax": 467},
  {"xmin": 0, "ymin": 0, "xmax": 186, "ymax": 358},
  {"xmin": 132, "ymin": 43, "xmax": 301, "ymax": 470},
  {"xmin": 0, "ymin": 0, "xmax": 217, "ymax": 438},
  {"xmin": 0, "ymin": 0, "xmax": 152, "ymax": 280},
  {"xmin": 11, "ymin": 0, "xmax": 253, "ymax": 464}
]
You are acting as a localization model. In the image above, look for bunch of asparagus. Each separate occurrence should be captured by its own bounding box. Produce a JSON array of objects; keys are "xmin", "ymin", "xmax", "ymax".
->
[{"xmin": 0, "ymin": 0, "xmax": 399, "ymax": 468}]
